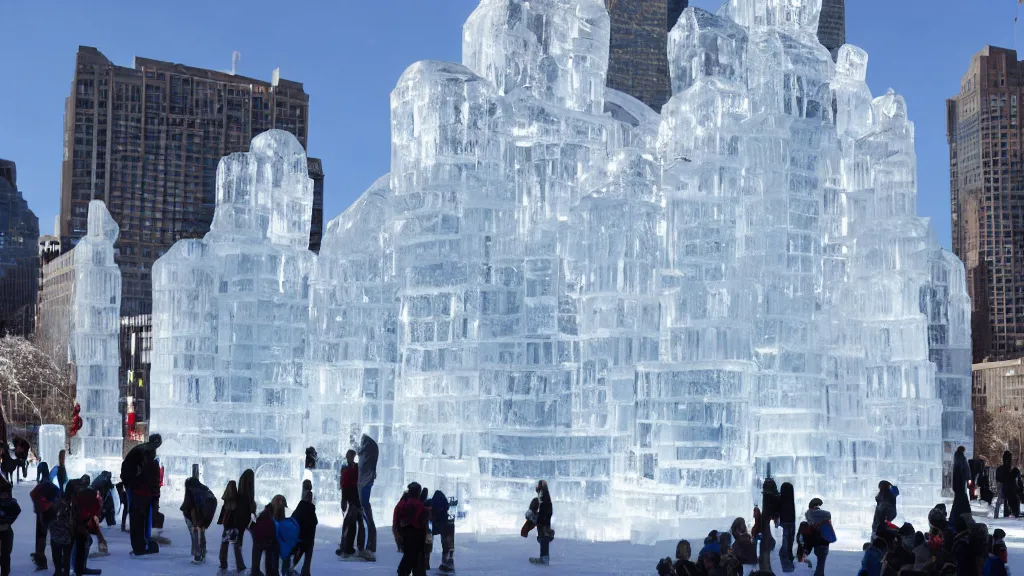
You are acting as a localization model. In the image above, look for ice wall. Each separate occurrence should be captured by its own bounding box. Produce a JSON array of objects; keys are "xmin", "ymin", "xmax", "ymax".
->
[
  {"xmin": 150, "ymin": 131, "xmax": 314, "ymax": 498},
  {"xmin": 69, "ymin": 200, "xmax": 123, "ymax": 463}
]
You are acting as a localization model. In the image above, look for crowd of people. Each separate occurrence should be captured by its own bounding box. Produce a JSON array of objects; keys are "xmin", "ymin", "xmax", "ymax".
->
[{"xmin": 655, "ymin": 446, "xmax": 1015, "ymax": 576}]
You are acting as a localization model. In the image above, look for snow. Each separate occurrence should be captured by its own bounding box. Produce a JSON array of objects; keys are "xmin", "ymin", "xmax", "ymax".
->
[{"xmin": 10, "ymin": 480, "xmax": 1024, "ymax": 576}]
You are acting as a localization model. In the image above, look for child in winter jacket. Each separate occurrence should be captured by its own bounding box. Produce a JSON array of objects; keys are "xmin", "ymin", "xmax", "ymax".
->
[
  {"xmin": 420, "ymin": 486, "xmax": 433, "ymax": 572},
  {"xmin": 858, "ymin": 537, "xmax": 885, "ymax": 576},
  {"xmin": 801, "ymin": 498, "xmax": 832, "ymax": 576},
  {"xmin": 291, "ymin": 483, "xmax": 318, "ymax": 576},
  {"xmin": 217, "ymin": 480, "xmax": 244, "ymax": 575},
  {"xmin": 530, "ymin": 479, "xmax": 554, "ymax": 566},
  {"xmin": 338, "ymin": 450, "xmax": 363, "ymax": 557},
  {"xmin": 730, "ymin": 516, "xmax": 757, "ymax": 566},
  {"xmin": 872, "ymin": 481, "xmax": 898, "ymax": 536},
  {"xmin": 0, "ymin": 478, "xmax": 21, "ymax": 576},
  {"xmin": 250, "ymin": 494, "xmax": 286, "ymax": 576},
  {"xmin": 673, "ymin": 539, "xmax": 699, "ymax": 576},
  {"xmin": 393, "ymin": 492, "xmax": 408, "ymax": 553}
]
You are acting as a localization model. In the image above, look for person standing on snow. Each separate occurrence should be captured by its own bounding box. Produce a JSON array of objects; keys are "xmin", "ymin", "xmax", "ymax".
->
[
  {"xmin": 778, "ymin": 482, "xmax": 796, "ymax": 572},
  {"xmin": 802, "ymin": 498, "xmax": 832, "ymax": 576},
  {"xmin": 217, "ymin": 480, "xmax": 245, "ymax": 576},
  {"xmin": 995, "ymin": 450, "xmax": 1015, "ymax": 518},
  {"xmin": 291, "ymin": 483, "xmax": 318, "ymax": 576},
  {"xmin": 30, "ymin": 463, "xmax": 59, "ymax": 571},
  {"xmin": 529, "ymin": 480, "xmax": 554, "ymax": 566},
  {"xmin": 337, "ymin": 449, "xmax": 364, "ymax": 557},
  {"xmin": 357, "ymin": 434, "xmax": 378, "ymax": 561},
  {"xmin": 871, "ymin": 481, "xmax": 898, "ymax": 536},
  {"xmin": 950, "ymin": 446, "xmax": 972, "ymax": 531},
  {"xmin": 396, "ymin": 482, "xmax": 427, "ymax": 576},
  {"xmin": 180, "ymin": 476, "xmax": 217, "ymax": 564}
]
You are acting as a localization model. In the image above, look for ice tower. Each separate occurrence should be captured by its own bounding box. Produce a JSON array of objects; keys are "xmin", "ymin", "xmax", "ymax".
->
[
  {"xmin": 150, "ymin": 130, "xmax": 314, "ymax": 497},
  {"xmin": 69, "ymin": 200, "xmax": 123, "ymax": 464}
]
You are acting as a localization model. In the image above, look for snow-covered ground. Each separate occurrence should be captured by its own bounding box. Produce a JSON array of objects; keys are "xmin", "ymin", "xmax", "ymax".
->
[{"xmin": 9, "ymin": 480, "xmax": 1024, "ymax": 575}]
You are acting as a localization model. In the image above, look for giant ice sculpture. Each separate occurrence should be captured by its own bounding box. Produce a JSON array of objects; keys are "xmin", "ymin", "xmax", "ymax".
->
[
  {"xmin": 149, "ymin": 131, "xmax": 314, "ymax": 498},
  {"xmin": 69, "ymin": 200, "xmax": 123, "ymax": 465},
  {"xmin": 321, "ymin": 0, "xmax": 971, "ymax": 538},
  {"xmin": 149, "ymin": 0, "xmax": 973, "ymax": 537}
]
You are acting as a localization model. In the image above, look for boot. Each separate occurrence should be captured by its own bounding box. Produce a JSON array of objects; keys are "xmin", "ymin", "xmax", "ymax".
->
[
  {"xmin": 359, "ymin": 549, "xmax": 376, "ymax": 562},
  {"xmin": 529, "ymin": 556, "xmax": 550, "ymax": 565}
]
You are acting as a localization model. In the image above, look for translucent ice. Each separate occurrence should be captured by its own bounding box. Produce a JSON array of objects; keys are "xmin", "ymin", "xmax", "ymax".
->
[
  {"xmin": 150, "ymin": 131, "xmax": 314, "ymax": 499},
  {"xmin": 38, "ymin": 424, "xmax": 66, "ymax": 472},
  {"xmin": 69, "ymin": 200, "xmax": 123, "ymax": 464}
]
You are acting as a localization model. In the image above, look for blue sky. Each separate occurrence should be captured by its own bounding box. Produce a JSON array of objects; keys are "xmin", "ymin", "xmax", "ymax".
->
[{"xmin": 0, "ymin": 0, "xmax": 1018, "ymax": 249}]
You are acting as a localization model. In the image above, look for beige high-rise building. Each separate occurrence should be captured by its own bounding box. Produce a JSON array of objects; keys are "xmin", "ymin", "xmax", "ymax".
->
[
  {"xmin": 58, "ymin": 47, "xmax": 322, "ymax": 316},
  {"xmin": 948, "ymin": 46, "xmax": 1024, "ymax": 363}
]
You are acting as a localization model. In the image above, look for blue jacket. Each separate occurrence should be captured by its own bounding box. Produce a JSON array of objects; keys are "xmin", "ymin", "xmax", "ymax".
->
[
  {"xmin": 858, "ymin": 546, "xmax": 883, "ymax": 576},
  {"xmin": 276, "ymin": 517, "xmax": 300, "ymax": 559},
  {"xmin": 984, "ymin": 554, "xmax": 1008, "ymax": 576}
]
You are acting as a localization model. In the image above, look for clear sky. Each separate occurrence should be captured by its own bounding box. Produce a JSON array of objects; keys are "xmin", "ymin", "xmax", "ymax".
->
[{"xmin": 0, "ymin": 0, "xmax": 1018, "ymax": 249}]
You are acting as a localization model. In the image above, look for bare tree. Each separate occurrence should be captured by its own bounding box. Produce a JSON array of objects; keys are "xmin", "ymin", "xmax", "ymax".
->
[
  {"xmin": 0, "ymin": 336, "xmax": 74, "ymax": 436},
  {"xmin": 975, "ymin": 409, "xmax": 1024, "ymax": 465}
]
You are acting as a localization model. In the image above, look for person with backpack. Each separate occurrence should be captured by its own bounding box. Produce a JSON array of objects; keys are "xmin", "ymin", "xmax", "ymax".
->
[
  {"xmin": 66, "ymin": 477, "xmax": 102, "ymax": 575},
  {"xmin": 251, "ymin": 494, "xmax": 287, "ymax": 576},
  {"xmin": 291, "ymin": 482, "xmax": 318, "ymax": 576},
  {"xmin": 49, "ymin": 487, "xmax": 75, "ymax": 576},
  {"xmin": 529, "ymin": 479, "xmax": 554, "ymax": 566},
  {"xmin": 431, "ymin": 490, "xmax": 455, "ymax": 573},
  {"xmin": 357, "ymin": 434, "xmax": 379, "ymax": 561},
  {"xmin": 217, "ymin": 480, "xmax": 244, "ymax": 576},
  {"xmin": 276, "ymin": 502, "xmax": 300, "ymax": 576},
  {"xmin": 30, "ymin": 462, "xmax": 59, "ymax": 571},
  {"xmin": 718, "ymin": 532, "xmax": 741, "ymax": 576},
  {"xmin": 337, "ymin": 449, "xmax": 364, "ymax": 557},
  {"xmin": 800, "ymin": 498, "xmax": 833, "ymax": 576},
  {"xmin": 181, "ymin": 476, "xmax": 217, "ymax": 564},
  {"xmin": 0, "ymin": 477, "xmax": 20, "ymax": 576}
]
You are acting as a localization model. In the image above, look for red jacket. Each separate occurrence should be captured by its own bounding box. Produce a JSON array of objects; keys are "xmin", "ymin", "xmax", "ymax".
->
[{"xmin": 396, "ymin": 498, "xmax": 426, "ymax": 530}]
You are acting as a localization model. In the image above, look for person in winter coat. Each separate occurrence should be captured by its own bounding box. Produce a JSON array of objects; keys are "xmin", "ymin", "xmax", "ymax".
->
[
  {"xmin": 12, "ymin": 436, "xmax": 29, "ymax": 483},
  {"xmin": 802, "ymin": 498, "xmax": 831, "ymax": 576},
  {"xmin": 778, "ymin": 482, "xmax": 796, "ymax": 572},
  {"xmin": 90, "ymin": 471, "xmax": 117, "ymax": 527},
  {"xmin": 950, "ymin": 446, "xmax": 972, "ymax": 531},
  {"xmin": 66, "ymin": 478, "xmax": 102, "ymax": 575},
  {"xmin": 180, "ymin": 476, "xmax": 216, "ymax": 563},
  {"xmin": 393, "ymin": 491, "xmax": 408, "ymax": 553},
  {"xmin": 48, "ymin": 486, "xmax": 76, "ymax": 576},
  {"xmin": 881, "ymin": 523, "xmax": 916, "ymax": 574},
  {"xmin": 357, "ymin": 434, "xmax": 379, "ymax": 561},
  {"xmin": 230, "ymin": 469, "xmax": 256, "ymax": 569},
  {"xmin": 994, "ymin": 450, "xmax": 1014, "ymax": 518},
  {"xmin": 338, "ymin": 449, "xmax": 364, "ymax": 557},
  {"xmin": 0, "ymin": 477, "xmax": 21, "ymax": 576},
  {"xmin": 730, "ymin": 516, "xmax": 757, "ymax": 566},
  {"xmin": 702, "ymin": 551, "xmax": 726, "ymax": 576},
  {"xmin": 396, "ymin": 482, "xmax": 427, "ymax": 576},
  {"xmin": 420, "ymin": 486, "xmax": 433, "ymax": 573},
  {"xmin": 858, "ymin": 537, "xmax": 885, "ymax": 576},
  {"xmin": 986, "ymin": 540, "xmax": 1009, "ymax": 576},
  {"xmin": 980, "ymin": 466, "xmax": 994, "ymax": 504},
  {"xmin": 30, "ymin": 462, "xmax": 59, "ymax": 570},
  {"xmin": 52, "ymin": 450, "xmax": 68, "ymax": 494},
  {"xmin": 530, "ymin": 479, "xmax": 554, "ymax": 566},
  {"xmin": 431, "ymin": 490, "xmax": 455, "ymax": 573},
  {"xmin": 276, "ymin": 506, "xmax": 299, "ymax": 576},
  {"xmin": 128, "ymin": 447, "xmax": 160, "ymax": 556},
  {"xmin": 718, "ymin": 532, "xmax": 741, "ymax": 576},
  {"xmin": 251, "ymin": 494, "xmax": 287, "ymax": 576},
  {"xmin": 673, "ymin": 539, "xmax": 699, "ymax": 576},
  {"xmin": 291, "ymin": 484, "xmax": 318, "ymax": 576},
  {"xmin": 872, "ymin": 481, "xmax": 898, "ymax": 536},
  {"xmin": 698, "ymin": 530, "xmax": 722, "ymax": 566},
  {"xmin": 217, "ymin": 480, "xmax": 244, "ymax": 575}
]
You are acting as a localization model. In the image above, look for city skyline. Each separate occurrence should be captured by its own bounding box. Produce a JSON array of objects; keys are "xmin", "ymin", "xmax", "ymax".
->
[{"xmin": 0, "ymin": 0, "xmax": 1019, "ymax": 256}]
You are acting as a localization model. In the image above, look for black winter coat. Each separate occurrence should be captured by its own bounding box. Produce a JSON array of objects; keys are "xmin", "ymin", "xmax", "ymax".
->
[
  {"xmin": 291, "ymin": 500, "xmax": 318, "ymax": 544},
  {"xmin": 536, "ymin": 489, "xmax": 552, "ymax": 530}
]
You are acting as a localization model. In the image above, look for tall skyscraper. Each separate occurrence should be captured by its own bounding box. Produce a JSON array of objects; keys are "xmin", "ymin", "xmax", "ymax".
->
[
  {"xmin": 948, "ymin": 46, "xmax": 1024, "ymax": 362},
  {"xmin": 0, "ymin": 159, "xmax": 40, "ymax": 336},
  {"xmin": 605, "ymin": 0, "xmax": 685, "ymax": 112},
  {"xmin": 817, "ymin": 0, "xmax": 846, "ymax": 61},
  {"xmin": 58, "ymin": 46, "xmax": 322, "ymax": 315}
]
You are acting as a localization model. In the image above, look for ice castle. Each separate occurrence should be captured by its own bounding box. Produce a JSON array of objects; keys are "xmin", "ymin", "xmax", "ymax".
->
[{"xmin": 148, "ymin": 0, "xmax": 973, "ymax": 539}]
